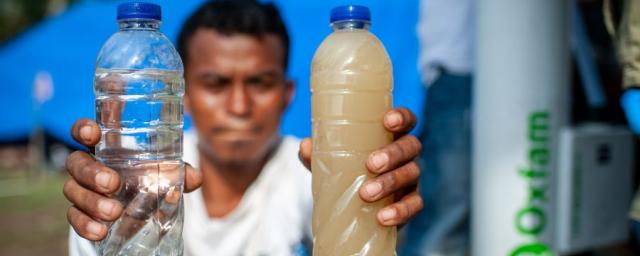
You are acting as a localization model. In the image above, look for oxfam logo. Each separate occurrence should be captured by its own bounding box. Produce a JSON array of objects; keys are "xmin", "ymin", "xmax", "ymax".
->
[
  {"xmin": 511, "ymin": 111, "xmax": 555, "ymax": 256},
  {"xmin": 511, "ymin": 243, "xmax": 553, "ymax": 256}
]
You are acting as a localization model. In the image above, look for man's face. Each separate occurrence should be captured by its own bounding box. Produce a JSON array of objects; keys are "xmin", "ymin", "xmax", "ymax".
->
[{"xmin": 184, "ymin": 29, "xmax": 293, "ymax": 166}]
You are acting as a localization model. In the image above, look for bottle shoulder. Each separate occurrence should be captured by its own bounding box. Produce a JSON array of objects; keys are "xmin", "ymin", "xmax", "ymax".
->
[
  {"xmin": 311, "ymin": 30, "xmax": 392, "ymax": 91},
  {"xmin": 312, "ymin": 30, "xmax": 391, "ymax": 68},
  {"xmin": 96, "ymin": 30, "xmax": 183, "ymax": 71}
]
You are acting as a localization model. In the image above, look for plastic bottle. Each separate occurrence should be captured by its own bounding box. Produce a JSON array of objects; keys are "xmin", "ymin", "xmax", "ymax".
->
[
  {"xmin": 310, "ymin": 5, "xmax": 396, "ymax": 256},
  {"xmin": 93, "ymin": 2, "xmax": 184, "ymax": 255}
]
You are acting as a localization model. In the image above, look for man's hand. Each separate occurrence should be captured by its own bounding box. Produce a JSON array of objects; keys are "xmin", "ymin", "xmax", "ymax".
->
[
  {"xmin": 622, "ymin": 88, "xmax": 640, "ymax": 134},
  {"xmin": 299, "ymin": 107, "xmax": 423, "ymax": 226},
  {"xmin": 63, "ymin": 119, "xmax": 203, "ymax": 241}
]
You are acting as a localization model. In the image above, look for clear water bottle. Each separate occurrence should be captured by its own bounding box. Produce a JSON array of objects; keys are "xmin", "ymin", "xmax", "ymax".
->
[
  {"xmin": 311, "ymin": 5, "xmax": 396, "ymax": 256},
  {"xmin": 93, "ymin": 2, "xmax": 184, "ymax": 256}
]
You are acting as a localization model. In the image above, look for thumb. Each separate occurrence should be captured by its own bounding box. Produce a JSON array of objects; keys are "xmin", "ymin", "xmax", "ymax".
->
[
  {"xmin": 298, "ymin": 138, "xmax": 312, "ymax": 171},
  {"xmin": 184, "ymin": 163, "xmax": 203, "ymax": 193}
]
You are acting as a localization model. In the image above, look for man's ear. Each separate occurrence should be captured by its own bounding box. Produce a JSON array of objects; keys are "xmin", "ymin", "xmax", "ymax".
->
[{"xmin": 283, "ymin": 79, "xmax": 295, "ymax": 111}]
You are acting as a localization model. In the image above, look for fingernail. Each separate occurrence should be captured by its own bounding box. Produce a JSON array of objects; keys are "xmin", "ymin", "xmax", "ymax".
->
[
  {"xmin": 370, "ymin": 152, "xmax": 388, "ymax": 171},
  {"xmin": 96, "ymin": 172, "xmax": 112, "ymax": 190},
  {"xmin": 379, "ymin": 208, "xmax": 397, "ymax": 222},
  {"xmin": 87, "ymin": 221, "xmax": 104, "ymax": 236},
  {"xmin": 99, "ymin": 200, "xmax": 115, "ymax": 216},
  {"xmin": 79, "ymin": 125, "xmax": 93, "ymax": 142},
  {"xmin": 364, "ymin": 182, "xmax": 383, "ymax": 198},
  {"xmin": 385, "ymin": 112, "xmax": 402, "ymax": 128}
]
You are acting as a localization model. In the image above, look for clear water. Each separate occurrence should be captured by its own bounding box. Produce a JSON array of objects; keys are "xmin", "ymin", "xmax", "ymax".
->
[
  {"xmin": 95, "ymin": 68, "xmax": 184, "ymax": 161},
  {"xmin": 94, "ymin": 68, "xmax": 185, "ymax": 256}
]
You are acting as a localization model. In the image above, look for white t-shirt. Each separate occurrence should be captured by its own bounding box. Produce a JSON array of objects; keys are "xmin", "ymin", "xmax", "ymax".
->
[
  {"xmin": 418, "ymin": 0, "xmax": 475, "ymax": 84},
  {"xmin": 69, "ymin": 131, "xmax": 313, "ymax": 256}
]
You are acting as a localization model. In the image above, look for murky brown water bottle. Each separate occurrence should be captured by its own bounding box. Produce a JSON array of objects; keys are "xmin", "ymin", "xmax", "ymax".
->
[{"xmin": 311, "ymin": 5, "xmax": 396, "ymax": 256}]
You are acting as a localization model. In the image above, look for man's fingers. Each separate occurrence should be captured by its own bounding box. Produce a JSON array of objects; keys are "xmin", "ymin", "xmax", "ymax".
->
[
  {"xmin": 67, "ymin": 206, "xmax": 108, "ymax": 241},
  {"xmin": 298, "ymin": 138, "xmax": 312, "ymax": 170},
  {"xmin": 359, "ymin": 161, "xmax": 420, "ymax": 202},
  {"xmin": 63, "ymin": 179, "xmax": 123, "ymax": 222},
  {"xmin": 376, "ymin": 191, "xmax": 424, "ymax": 226},
  {"xmin": 366, "ymin": 135, "xmax": 422, "ymax": 174},
  {"xmin": 184, "ymin": 163, "xmax": 202, "ymax": 193},
  {"xmin": 383, "ymin": 107, "xmax": 417, "ymax": 135},
  {"xmin": 71, "ymin": 118, "xmax": 101, "ymax": 147},
  {"xmin": 66, "ymin": 151, "xmax": 120, "ymax": 194}
]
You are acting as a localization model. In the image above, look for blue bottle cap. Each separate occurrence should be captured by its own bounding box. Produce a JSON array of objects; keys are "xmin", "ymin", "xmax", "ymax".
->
[
  {"xmin": 330, "ymin": 5, "xmax": 371, "ymax": 23},
  {"xmin": 117, "ymin": 2, "xmax": 161, "ymax": 21}
]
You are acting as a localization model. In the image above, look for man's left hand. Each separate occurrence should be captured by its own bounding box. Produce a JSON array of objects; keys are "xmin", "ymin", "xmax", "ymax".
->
[{"xmin": 299, "ymin": 107, "xmax": 423, "ymax": 227}]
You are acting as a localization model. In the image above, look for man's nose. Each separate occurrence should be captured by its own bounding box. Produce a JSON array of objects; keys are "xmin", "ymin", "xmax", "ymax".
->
[{"xmin": 226, "ymin": 82, "xmax": 251, "ymax": 117}]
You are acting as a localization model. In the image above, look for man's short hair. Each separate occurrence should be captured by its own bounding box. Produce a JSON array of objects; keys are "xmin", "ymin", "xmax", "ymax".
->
[{"xmin": 177, "ymin": 0, "xmax": 291, "ymax": 70}]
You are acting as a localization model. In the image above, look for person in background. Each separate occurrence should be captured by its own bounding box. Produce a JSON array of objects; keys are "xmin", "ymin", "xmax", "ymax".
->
[
  {"xmin": 63, "ymin": 1, "xmax": 425, "ymax": 255},
  {"xmin": 606, "ymin": 0, "xmax": 640, "ymax": 240},
  {"xmin": 400, "ymin": 0, "xmax": 474, "ymax": 255}
]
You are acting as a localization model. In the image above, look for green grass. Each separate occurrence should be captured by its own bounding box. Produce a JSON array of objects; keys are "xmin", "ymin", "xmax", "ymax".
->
[{"xmin": 0, "ymin": 174, "xmax": 69, "ymax": 256}]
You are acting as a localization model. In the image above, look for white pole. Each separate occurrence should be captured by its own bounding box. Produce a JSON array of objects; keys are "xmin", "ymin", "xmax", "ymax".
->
[{"xmin": 473, "ymin": 0, "xmax": 570, "ymax": 255}]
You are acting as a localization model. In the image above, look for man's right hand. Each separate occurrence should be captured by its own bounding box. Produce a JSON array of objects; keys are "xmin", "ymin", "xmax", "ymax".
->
[{"xmin": 63, "ymin": 118, "xmax": 202, "ymax": 241}]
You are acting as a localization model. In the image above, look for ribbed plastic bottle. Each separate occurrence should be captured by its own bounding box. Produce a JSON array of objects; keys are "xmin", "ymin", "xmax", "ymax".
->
[
  {"xmin": 93, "ymin": 2, "xmax": 184, "ymax": 255},
  {"xmin": 310, "ymin": 5, "xmax": 396, "ymax": 256}
]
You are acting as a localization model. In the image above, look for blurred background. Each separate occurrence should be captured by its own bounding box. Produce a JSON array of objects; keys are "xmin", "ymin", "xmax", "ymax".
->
[{"xmin": 0, "ymin": 0, "xmax": 637, "ymax": 255}]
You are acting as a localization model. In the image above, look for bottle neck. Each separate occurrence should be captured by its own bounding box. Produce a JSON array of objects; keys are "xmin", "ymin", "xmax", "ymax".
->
[
  {"xmin": 331, "ymin": 20, "xmax": 370, "ymax": 31},
  {"xmin": 118, "ymin": 19, "xmax": 161, "ymax": 31}
]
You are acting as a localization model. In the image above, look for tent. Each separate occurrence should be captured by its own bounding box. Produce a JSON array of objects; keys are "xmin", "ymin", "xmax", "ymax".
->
[{"xmin": 0, "ymin": 0, "xmax": 423, "ymax": 148}]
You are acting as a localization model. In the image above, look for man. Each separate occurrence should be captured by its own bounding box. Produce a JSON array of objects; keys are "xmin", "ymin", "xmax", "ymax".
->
[
  {"xmin": 64, "ymin": 1, "xmax": 423, "ymax": 255},
  {"xmin": 400, "ymin": 0, "xmax": 474, "ymax": 255},
  {"xmin": 606, "ymin": 0, "xmax": 640, "ymax": 241}
]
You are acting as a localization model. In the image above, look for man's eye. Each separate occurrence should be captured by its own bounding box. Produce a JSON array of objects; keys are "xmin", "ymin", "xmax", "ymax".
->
[
  {"xmin": 246, "ymin": 77, "xmax": 276, "ymax": 91},
  {"xmin": 203, "ymin": 78, "xmax": 229, "ymax": 92}
]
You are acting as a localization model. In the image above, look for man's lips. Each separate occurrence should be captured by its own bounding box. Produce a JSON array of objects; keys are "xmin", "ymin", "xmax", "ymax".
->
[
  {"xmin": 209, "ymin": 127, "xmax": 261, "ymax": 142},
  {"xmin": 211, "ymin": 124, "xmax": 263, "ymax": 135},
  {"xmin": 216, "ymin": 131, "xmax": 256, "ymax": 139}
]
